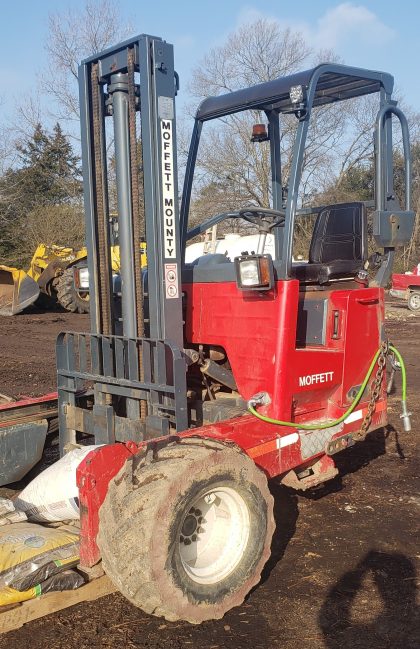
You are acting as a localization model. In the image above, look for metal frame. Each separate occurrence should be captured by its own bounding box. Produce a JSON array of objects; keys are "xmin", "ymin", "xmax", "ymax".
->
[
  {"xmin": 180, "ymin": 63, "xmax": 413, "ymax": 283},
  {"xmin": 57, "ymin": 332, "xmax": 187, "ymax": 454},
  {"xmin": 79, "ymin": 34, "xmax": 184, "ymax": 345}
]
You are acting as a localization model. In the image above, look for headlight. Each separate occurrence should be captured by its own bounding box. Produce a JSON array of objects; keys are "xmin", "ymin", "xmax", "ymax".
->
[
  {"xmin": 238, "ymin": 259, "xmax": 260, "ymax": 286},
  {"xmin": 234, "ymin": 254, "xmax": 274, "ymax": 291},
  {"xmin": 74, "ymin": 267, "xmax": 90, "ymax": 290}
]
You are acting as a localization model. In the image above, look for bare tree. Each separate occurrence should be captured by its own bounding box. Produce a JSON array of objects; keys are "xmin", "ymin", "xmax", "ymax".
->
[
  {"xmin": 187, "ymin": 17, "xmax": 415, "ymax": 252},
  {"xmin": 24, "ymin": 204, "xmax": 85, "ymax": 252},
  {"xmin": 43, "ymin": 0, "xmax": 133, "ymax": 125},
  {"xmin": 190, "ymin": 21, "xmax": 311, "ymax": 98},
  {"xmin": 187, "ymin": 18, "xmax": 348, "ymax": 229}
]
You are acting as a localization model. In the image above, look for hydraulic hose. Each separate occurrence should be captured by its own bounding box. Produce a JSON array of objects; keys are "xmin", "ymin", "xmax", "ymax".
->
[
  {"xmin": 248, "ymin": 344, "xmax": 408, "ymax": 431},
  {"xmin": 389, "ymin": 345, "xmax": 406, "ymax": 401},
  {"xmin": 389, "ymin": 344, "xmax": 410, "ymax": 431}
]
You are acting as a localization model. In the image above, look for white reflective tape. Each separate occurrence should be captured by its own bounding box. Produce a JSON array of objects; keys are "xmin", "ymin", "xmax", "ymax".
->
[
  {"xmin": 276, "ymin": 432, "xmax": 299, "ymax": 449},
  {"xmin": 344, "ymin": 409, "xmax": 363, "ymax": 424}
]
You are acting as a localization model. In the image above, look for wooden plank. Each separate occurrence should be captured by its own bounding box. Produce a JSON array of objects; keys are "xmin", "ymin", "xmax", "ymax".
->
[{"xmin": 0, "ymin": 575, "xmax": 116, "ymax": 634}]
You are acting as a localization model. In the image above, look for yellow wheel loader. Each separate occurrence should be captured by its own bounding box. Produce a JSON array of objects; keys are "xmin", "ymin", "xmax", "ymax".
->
[
  {"xmin": 0, "ymin": 243, "xmax": 146, "ymax": 315},
  {"xmin": 0, "ymin": 265, "xmax": 40, "ymax": 316},
  {"xmin": 0, "ymin": 244, "xmax": 91, "ymax": 315}
]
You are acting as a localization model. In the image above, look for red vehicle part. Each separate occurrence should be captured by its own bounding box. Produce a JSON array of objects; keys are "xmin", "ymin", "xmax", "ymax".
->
[
  {"xmin": 390, "ymin": 265, "xmax": 420, "ymax": 308},
  {"xmin": 77, "ymin": 279, "xmax": 387, "ymax": 566},
  {"xmin": 0, "ymin": 392, "xmax": 58, "ymax": 427}
]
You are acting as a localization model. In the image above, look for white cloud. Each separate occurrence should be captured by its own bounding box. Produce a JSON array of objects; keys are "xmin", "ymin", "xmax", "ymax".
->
[
  {"xmin": 236, "ymin": 3, "xmax": 395, "ymax": 51},
  {"xmin": 314, "ymin": 3, "xmax": 395, "ymax": 49}
]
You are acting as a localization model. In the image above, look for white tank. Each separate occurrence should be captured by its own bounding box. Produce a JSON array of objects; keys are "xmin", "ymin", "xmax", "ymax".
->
[{"xmin": 185, "ymin": 233, "xmax": 276, "ymax": 264}]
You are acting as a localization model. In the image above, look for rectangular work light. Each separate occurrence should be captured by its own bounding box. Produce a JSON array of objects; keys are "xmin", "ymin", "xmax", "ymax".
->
[
  {"xmin": 234, "ymin": 254, "xmax": 274, "ymax": 291},
  {"xmin": 73, "ymin": 266, "xmax": 90, "ymax": 290},
  {"xmin": 289, "ymin": 84, "xmax": 304, "ymax": 104}
]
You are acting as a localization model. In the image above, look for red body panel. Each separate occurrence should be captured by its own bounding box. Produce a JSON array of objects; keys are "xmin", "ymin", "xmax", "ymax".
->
[
  {"xmin": 77, "ymin": 442, "xmax": 134, "ymax": 565},
  {"xmin": 78, "ymin": 278, "xmax": 387, "ymax": 565},
  {"xmin": 0, "ymin": 392, "xmax": 57, "ymax": 413},
  {"xmin": 184, "ymin": 279, "xmax": 384, "ymax": 421}
]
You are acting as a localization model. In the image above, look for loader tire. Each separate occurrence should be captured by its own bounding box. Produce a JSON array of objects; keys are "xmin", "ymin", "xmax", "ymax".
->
[
  {"xmin": 97, "ymin": 437, "xmax": 274, "ymax": 624},
  {"xmin": 56, "ymin": 267, "xmax": 89, "ymax": 314}
]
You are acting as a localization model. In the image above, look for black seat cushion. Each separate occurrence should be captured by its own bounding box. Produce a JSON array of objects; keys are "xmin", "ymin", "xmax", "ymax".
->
[{"xmin": 292, "ymin": 202, "xmax": 367, "ymax": 284}]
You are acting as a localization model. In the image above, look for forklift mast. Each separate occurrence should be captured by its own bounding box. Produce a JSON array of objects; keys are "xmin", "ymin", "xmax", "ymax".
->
[
  {"xmin": 79, "ymin": 34, "xmax": 183, "ymax": 343},
  {"xmin": 57, "ymin": 35, "xmax": 188, "ymax": 453}
]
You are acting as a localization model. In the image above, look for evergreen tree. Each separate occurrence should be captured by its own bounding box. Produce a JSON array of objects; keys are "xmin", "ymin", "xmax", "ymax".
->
[
  {"xmin": 0, "ymin": 123, "xmax": 83, "ymax": 264},
  {"xmin": 16, "ymin": 122, "xmax": 81, "ymax": 207}
]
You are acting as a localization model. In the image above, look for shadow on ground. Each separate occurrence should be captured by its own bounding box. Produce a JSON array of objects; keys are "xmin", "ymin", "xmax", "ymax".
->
[{"xmin": 319, "ymin": 550, "xmax": 420, "ymax": 649}]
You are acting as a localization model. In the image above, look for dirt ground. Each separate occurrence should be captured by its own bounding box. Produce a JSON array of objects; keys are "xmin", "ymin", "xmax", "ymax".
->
[
  {"xmin": 0, "ymin": 301, "xmax": 419, "ymax": 649},
  {"xmin": 0, "ymin": 309, "xmax": 89, "ymax": 399}
]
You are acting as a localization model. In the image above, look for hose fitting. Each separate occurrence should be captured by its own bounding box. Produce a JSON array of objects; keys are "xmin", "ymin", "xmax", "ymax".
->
[
  {"xmin": 400, "ymin": 400, "xmax": 412, "ymax": 432},
  {"xmin": 389, "ymin": 345, "xmax": 410, "ymax": 433},
  {"xmin": 247, "ymin": 392, "xmax": 271, "ymax": 409}
]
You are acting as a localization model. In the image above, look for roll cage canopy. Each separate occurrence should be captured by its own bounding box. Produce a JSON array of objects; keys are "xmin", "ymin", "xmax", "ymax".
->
[
  {"xmin": 195, "ymin": 63, "xmax": 394, "ymax": 121},
  {"xmin": 181, "ymin": 63, "xmax": 413, "ymax": 286}
]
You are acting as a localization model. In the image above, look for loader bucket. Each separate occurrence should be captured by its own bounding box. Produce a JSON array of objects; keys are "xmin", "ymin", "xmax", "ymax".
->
[{"xmin": 0, "ymin": 266, "xmax": 40, "ymax": 316}]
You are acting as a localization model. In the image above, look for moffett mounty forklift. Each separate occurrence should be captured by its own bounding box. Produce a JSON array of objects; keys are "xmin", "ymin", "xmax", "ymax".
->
[{"xmin": 57, "ymin": 34, "xmax": 413, "ymax": 623}]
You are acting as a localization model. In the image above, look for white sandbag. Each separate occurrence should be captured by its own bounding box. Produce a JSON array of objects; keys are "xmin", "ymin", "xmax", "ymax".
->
[
  {"xmin": 0, "ymin": 498, "xmax": 15, "ymax": 516},
  {"xmin": 15, "ymin": 445, "xmax": 102, "ymax": 522},
  {"xmin": 0, "ymin": 497, "xmax": 28, "ymax": 525}
]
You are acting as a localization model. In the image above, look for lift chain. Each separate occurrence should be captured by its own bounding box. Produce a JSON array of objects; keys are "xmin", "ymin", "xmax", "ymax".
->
[
  {"xmin": 127, "ymin": 46, "xmax": 145, "ymax": 337},
  {"xmin": 127, "ymin": 46, "xmax": 146, "ymax": 420},
  {"xmin": 91, "ymin": 61, "xmax": 113, "ymax": 336},
  {"xmin": 353, "ymin": 340, "xmax": 388, "ymax": 442}
]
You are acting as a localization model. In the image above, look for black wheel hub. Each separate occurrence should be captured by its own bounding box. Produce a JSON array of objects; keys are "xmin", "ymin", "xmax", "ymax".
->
[{"xmin": 182, "ymin": 514, "xmax": 198, "ymax": 537}]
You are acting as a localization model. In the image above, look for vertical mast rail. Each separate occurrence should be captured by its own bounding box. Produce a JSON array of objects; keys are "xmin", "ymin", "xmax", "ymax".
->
[
  {"xmin": 91, "ymin": 63, "xmax": 113, "ymax": 336},
  {"xmin": 127, "ymin": 47, "xmax": 147, "ymax": 420},
  {"xmin": 138, "ymin": 36, "xmax": 184, "ymax": 349}
]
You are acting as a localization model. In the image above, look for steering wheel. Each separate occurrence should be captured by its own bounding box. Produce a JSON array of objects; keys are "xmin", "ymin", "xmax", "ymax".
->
[
  {"xmin": 186, "ymin": 207, "xmax": 285, "ymax": 242},
  {"xmin": 237, "ymin": 207, "xmax": 285, "ymax": 232}
]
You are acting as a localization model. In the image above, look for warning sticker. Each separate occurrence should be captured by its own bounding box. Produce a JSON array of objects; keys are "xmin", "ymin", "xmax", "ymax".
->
[{"xmin": 165, "ymin": 263, "xmax": 179, "ymax": 299}]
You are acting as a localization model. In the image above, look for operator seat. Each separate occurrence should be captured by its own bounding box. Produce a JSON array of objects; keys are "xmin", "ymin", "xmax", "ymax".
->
[{"xmin": 292, "ymin": 202, "xmax": 367, "ymax": 284}]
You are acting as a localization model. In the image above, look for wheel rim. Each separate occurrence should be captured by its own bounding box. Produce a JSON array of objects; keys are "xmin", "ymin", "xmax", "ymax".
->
[
  {"xmin": 77, "ymin": 290, "xmax": 90, "ymax": 303},
  {"xmin": 409, "ymin": 293, "xmax": 420, "ymax": 309},
  {"xmin": 178, "ymin": 486, "xmax": 250, "ymax": 585}
]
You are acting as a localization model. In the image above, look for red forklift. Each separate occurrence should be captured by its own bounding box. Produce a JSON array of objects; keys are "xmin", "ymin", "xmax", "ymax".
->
[{"xmin": 55, "ymin": 34, "xmax": 413, "ymax": 623}]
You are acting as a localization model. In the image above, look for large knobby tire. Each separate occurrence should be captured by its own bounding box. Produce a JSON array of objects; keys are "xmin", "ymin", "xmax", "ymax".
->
[
  {"xmin": 56, "ymin": 267, "xmax": 90, "ymax": 314},
  {"xmin": 407, "ymin": 291, "xmax": 420, "ymax": 311},
  {"xmin": 97, "ymin": 437, "xmax": 275, "ymax": 623}
]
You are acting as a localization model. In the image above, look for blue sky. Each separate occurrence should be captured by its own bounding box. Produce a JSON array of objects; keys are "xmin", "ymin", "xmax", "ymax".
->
[{"xmin": 0, "ymin": 0, "xmax": 417, "ymax": 131}]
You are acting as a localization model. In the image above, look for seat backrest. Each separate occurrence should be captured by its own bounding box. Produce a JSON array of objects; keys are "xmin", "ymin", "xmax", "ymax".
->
[{"xmin": 309, "ymin": 202, "xmax": 367, "ymax": 265}]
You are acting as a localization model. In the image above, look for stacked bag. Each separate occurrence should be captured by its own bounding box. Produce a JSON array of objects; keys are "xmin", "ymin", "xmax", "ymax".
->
[
  {"xmin": 0, "ymin": 446, "xmax": 101, "ymax": 606},
  {"xmin": 0, "ymin": 517, "xmax": 83, "ymax": 606}
]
